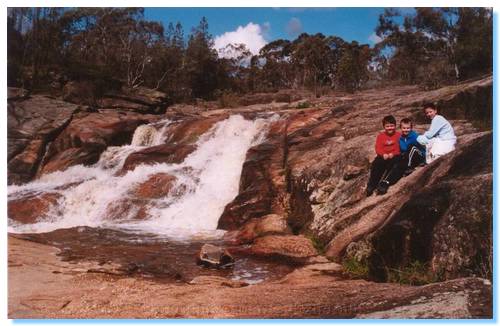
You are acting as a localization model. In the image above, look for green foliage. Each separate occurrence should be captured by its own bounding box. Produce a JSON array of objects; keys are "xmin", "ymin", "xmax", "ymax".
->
[
  {"xmin": 337, "ymin": 41, "xmax": 372, "ymax": 92},
  {"xmin": 374, "ymin": 8, "xmax": 492, "ymax": 86},
  {"xmin": 307, "ymin": 235, "xmax": 326, "ymax": 255},
  {"xmin": 296, "ymin": 101, "xmax": 311, "ymax": 109},
  {"xmin": 342, "ymin": 257, "xmax": 369, "ymax": 279},
  {"xmin": 7, "ymin": 7, "xmax": 491, "ymax": 101},
  {"xmin": 386, "ymin": 261, "xmax": 439, "ymax": 286}
]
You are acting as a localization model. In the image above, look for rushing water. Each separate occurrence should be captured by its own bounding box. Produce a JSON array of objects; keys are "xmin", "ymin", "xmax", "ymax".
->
[
  {"xmin": 8, "ymin": 114, "xmax": 286, "ymax": 284},
  {"xmin": 8, "ymin": 114, "xmax": 276, "ymax": 239}
]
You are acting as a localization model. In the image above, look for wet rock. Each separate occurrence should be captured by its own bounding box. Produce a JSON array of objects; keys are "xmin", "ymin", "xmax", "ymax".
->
[
  {"xmin": 104, "ymin": 198, "xmax": 149, "ymax": 221},
  {"xmin": 118, "ymin": 115, "xmax": 228, "ymax": 174},
  {"xmin": 119, "ymin": 144, "xmax": 196, "ymax": 173},
  {"xmin": 196, "ymin": 244, "xmax": 235, "ymax": 268},
  {"xmin": 164, "ymin": 115, "xmax": 228, "ymax": 145},
  {"xmin": 132, "ymin": 173, "xmax": 178, "ymax": 199},
  {"xmin": 218, "ymin": 119, "xmax": 288, "ymax": 230},
  {"xmin": 38, "ymin": 111, "xmax": 157, "ymax": 176},
  {"xmin": 249, "ymin": 235, "xmax": 318, "ymax": 263},
  {"xmin": 188, "ymin": 276, "xmax": 248, "ymax": 288},
  {"xmin": 8, "ymin": 193, "xmax": 61, "ymax": 224}
]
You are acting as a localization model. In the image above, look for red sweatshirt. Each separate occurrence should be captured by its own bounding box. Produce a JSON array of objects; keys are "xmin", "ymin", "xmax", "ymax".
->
[{"xmin": 375, "ymin": 131, "xmax": 401, "ymax": 156}]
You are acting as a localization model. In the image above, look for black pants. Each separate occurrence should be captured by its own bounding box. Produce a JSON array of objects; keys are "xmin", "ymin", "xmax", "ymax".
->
[
  {"xmin": 402, "ymin": 144, "xmax": 425, "ymax": 169},
  {"xmin": 383, "ymin": 145, "xmax": 426, "ymax": 184},
  {"xmin": 367, "ymin": 155, "xmax": 401, "ymax": 190}
]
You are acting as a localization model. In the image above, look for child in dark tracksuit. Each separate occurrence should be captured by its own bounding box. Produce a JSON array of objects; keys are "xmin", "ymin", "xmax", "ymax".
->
[
  {"xmin": 398, "ymin": 118, "xmax": 426, "ymax": 175},
  {"xmin": 366, "ymin": 115, "xmax": 401, "ymax": 196}
]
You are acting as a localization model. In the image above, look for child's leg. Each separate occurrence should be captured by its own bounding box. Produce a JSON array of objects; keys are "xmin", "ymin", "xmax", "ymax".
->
[
  {"xmin": 367, "ymin": 156, "xmax": 386, "ymax": 190},
  {"xmin": 407, "ymin": 144, "xmax": 425, "ymax": 168},
  {"xmin": 428, "ymin": 138, "xmax": 456, "ymax": 163},
  {"xmin": 380, "ymin": 156, "xmax": 402, "ymax": 185}
]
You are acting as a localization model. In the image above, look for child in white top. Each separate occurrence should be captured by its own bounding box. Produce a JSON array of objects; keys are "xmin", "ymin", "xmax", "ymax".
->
[{"xmin": 417, "ymin": 103, "xmax": 456, "ymax": 164}]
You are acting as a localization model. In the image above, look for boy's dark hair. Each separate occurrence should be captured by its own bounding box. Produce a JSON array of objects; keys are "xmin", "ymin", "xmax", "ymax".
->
[
  {"xmin": 423, "ymin": 102, "xmax": 437, "ymax": 110},
  {"xmin": 400, "ymin": 118, "xmax": 413, "ymax": 127},
  {"xmin": 382, "ymin": 115, "xmax": 396, "ymax": 126}
]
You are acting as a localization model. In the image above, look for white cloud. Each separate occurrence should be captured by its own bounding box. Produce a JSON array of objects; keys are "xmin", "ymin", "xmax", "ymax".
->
[
  {"xmin": 286, "ymin": 17, "xmax": 303, "ymax": 37},
  {"xmin": 368, "ymin": 32, "xmax": 383, "ymax": 44},
  {"xmin": 214, "ymin": 22, "xmax": 269, "ymax": 57}
]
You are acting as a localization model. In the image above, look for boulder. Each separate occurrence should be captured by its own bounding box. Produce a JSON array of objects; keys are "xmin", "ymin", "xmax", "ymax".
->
[
  {"xmin": 196, "ymin": 244, "xmax": 234, "ymax": 268},
  {"xmin": 8, "ymin": 192, "xmax": 61, "ymax": 224},
  {"xmin": 7, "ymin": 94, "xmax": 82, "ymax": 184},
  {"xmin": 62, "ymin": 80, "xmax": 99, "ymax": 106},
  {"xmin": 225, "ymin": 214, "xmax": 291, "ymax": 244},
  {"xmin": 249, "ymin": 235, "xmax": 318, "ymax": 263},
  {"xmin": 98, "ymin": 86, "xmax": 170, "ymax": 114}
]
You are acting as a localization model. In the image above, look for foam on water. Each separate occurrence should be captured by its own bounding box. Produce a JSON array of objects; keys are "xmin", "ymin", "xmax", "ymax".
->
[{"xmin": 8, "ymin": 115, "xmax": 277, "ymax": 240}]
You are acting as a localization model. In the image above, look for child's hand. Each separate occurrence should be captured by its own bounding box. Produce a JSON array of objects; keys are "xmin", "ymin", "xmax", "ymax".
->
[
  {"xmin": 388, "ymin": 153, "xmax": 394, "ymax": 159},
  {"xmin": 383, "ymin": 154, "xmax": 389, "ymax": 160}
]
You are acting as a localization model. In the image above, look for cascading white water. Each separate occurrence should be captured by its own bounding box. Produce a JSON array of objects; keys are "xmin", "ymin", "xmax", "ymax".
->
[{"xmin": 8, "ymin": 114, "xmax": 277, "ymax": 240}]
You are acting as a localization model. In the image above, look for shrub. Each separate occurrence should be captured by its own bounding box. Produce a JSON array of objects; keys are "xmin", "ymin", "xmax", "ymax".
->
[
  {"xmin": 296, "ymin": 101, "xmax": 311, "ymax": 109},
  {"xmin": 386, "ymin": 261, "xmax": 440, "ymax": 286},
  {"xmin": 342, "ymin": 257, "xmax": 369, "ymax": 279}
]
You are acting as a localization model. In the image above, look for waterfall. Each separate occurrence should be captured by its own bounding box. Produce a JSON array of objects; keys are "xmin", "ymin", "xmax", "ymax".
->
[{"xmin": 8, "ymin": 115, "xmax": 276, "ymax": 240}]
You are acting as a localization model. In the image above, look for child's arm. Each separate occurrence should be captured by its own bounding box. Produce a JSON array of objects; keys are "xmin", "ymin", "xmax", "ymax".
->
[
  {"xmin": 375, "ymin": 134, "xmax": 384, "ymax": 156},
  {"xmin": 422, "ymin": 116, "xmax": 446, "ymax": 139}
]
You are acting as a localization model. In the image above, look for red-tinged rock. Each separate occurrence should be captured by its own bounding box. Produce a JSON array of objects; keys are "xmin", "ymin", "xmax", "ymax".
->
[
  {"xmin": 249, "ymin": 235, "xmax": 318, "ymax": 263},
  {"xmin": 7, "ymin": 94, "xmax": 82, "ymax": 184},
  {"xmin": 38, "ymin": 147, "xmax": 102, "ymax": 176},
  {"xmin": 218, "ymin": 120, "xmax": 288, "ymax": 230},
  {"xmin": 8, "ymin": 193, "xmax": 61, "ymax": 224},
  {"xmin": 119, "ymin": 144, "xmax": 196, "ymax": 173},
  {"xmin": 104, "ymin": 198, "xmax": 149, "ymax": 221},
  {"xmin": 227, "ymin": 214, "xmax": 291, "ymax": 244},
  {"xmin": 8, "ymin": 139, "xmax": 46, "ymax": 185},
  {"xmin": 38, "ymin": 111, "xmax": 158, "ymax": 176},
  {"xmin": 164, "ymin": 115, "xmax": 228, "ymax": 145},
  {"xmin": 133, "ymin": 173, "xmax": 177, "ymax": 199},
  {"xmin": 343, "ymin": 165, "xmax": 365, "ymax": 181}
]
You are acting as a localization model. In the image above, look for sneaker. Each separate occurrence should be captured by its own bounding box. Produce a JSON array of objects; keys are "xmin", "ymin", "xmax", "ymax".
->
[
  {"xmin": 404, "ymin": 168, "xmax": 414, "ymax": 176},
  {"xmin": 366, "ymin": 186, "xmax": 375, "ymax": 197},
  {"xmin": 376, "ymin": 181, "xmax": 389, "ymax": 195}
]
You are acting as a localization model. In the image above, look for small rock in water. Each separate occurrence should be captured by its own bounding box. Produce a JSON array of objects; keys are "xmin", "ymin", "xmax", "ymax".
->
[{"xmin": 196, "ymin": 244, "xmax": 235, "ymax": 268}]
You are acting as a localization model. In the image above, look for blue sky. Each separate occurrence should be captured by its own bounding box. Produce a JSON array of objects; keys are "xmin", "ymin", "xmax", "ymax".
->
[{"xmin": 144, "ymin": 8, "xmax": 394, "ymax": 55}]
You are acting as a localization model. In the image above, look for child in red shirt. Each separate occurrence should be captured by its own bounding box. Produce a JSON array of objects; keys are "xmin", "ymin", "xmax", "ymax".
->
[{"xmin": 366, "ymin": 115, "xmax": 401, "ymax": 196}]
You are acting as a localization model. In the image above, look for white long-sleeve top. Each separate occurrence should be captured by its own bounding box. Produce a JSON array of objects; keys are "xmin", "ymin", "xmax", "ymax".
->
[{"xmin": 417, "ymin": 114, "xmax": 456, "ymax": 145}]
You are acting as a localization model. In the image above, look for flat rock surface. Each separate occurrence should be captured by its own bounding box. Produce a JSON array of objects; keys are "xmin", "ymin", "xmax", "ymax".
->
[{"xmin": 8, "ymin": 236, "xmax": 492, "ymax": 319}]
